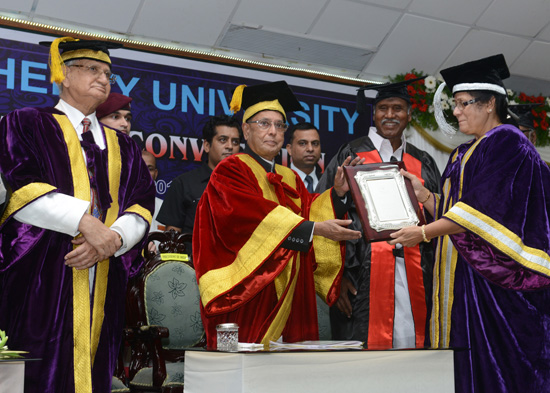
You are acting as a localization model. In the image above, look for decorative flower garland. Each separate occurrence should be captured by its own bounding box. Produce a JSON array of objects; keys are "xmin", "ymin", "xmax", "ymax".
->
[{"xmin": 388, "ymin": 70, "xmax": 550, "ymax": 146}]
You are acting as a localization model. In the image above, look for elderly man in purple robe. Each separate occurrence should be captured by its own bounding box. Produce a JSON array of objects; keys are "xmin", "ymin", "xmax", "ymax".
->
[{"xmin": 0, "ymin": 37, "xmax": 155, "ymax": 393}]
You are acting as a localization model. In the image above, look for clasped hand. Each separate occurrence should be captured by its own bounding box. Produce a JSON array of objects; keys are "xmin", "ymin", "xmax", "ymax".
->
[{"xmin": 64, "ymin": 213, "xmax": 122, "ymax": 270}]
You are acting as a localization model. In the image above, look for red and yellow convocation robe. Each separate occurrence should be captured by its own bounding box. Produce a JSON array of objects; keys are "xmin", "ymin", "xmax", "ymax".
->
[
  {"xmin": 193, "ymin": 150, "xmax": 346, "ymax": 349},
  {"xmin": 0, "ymin": 107, "xmax": 155, "ymax": 393}
]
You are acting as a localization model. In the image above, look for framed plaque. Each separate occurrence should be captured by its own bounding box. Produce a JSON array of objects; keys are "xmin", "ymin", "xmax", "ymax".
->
[{"xmin": 344, "ymin": 162, "xmax": 425, "ymax": 242}]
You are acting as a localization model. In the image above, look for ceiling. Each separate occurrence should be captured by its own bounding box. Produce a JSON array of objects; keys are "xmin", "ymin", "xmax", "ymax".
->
[{"xmin": 1, "ymin": 0, "xmax": 550, "ymax": 94}]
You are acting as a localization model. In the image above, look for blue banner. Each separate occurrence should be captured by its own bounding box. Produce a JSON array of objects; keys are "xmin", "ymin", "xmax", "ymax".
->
[{"xmin": 0, "ymin": 37, "xmax": 373, "ymax": 197}]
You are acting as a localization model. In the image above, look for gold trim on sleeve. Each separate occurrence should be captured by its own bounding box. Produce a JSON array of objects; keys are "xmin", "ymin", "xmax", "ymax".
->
[{"xmin": 0, "ymin": 182, "xmax": 56, "ymax": 225}]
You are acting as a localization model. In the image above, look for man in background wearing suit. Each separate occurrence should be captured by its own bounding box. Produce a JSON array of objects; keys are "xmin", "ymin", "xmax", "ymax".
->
[{"xmin": 286, "ymin": 122, "xmax": 322, "ymax": 193}]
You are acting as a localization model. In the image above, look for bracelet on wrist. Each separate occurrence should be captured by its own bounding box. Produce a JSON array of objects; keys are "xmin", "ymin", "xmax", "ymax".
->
[
  {"xmin": 419, "ymin": 191, "xmax": 431, "ymax": 204},
  {"xmin": 421, "ymin": 225, "xmax": 430, "ymax": 243}
]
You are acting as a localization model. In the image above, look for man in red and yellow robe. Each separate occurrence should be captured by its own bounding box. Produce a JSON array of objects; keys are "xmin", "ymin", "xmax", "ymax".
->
[{"xmin": 194, "ymin": 81, "xmax": 361, "ymax": 349}]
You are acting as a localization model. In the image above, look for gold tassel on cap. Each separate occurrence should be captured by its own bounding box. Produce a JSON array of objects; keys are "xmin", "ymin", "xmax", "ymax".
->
[
  {"xmin": 230, "ymin": 84, "xmax": 246, "ymax": 113},
  {"xmin": 49, "ymin": 37, "xmax": 78, "ymax": 84}
]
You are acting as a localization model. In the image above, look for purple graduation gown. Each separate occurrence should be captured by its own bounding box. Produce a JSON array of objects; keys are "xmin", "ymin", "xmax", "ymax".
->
[
  {"xmin": 431, "ymin": 124, "xmax": 550, "ymax": 393},
  {"xmin": 0, "ymin": 107, "xmax": 155, "ymax": 393}
]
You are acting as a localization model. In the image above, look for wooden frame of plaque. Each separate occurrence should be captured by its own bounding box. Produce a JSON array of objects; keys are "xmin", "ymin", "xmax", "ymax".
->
[{"xmin": 343, "ymin": 162, "xmax": 426, "ymax": 242}]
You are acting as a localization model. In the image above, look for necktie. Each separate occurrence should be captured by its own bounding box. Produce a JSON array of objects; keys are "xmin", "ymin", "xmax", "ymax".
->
[
  {"xmin": 305, "ymin": 175, "xmax": 314, "ymax": 193},
  {"xmin": 82, "ymin": 117, "xmax": 91, "ymax": 134},
  {"xmin": 82, "ymin": 118, "xmax": 102, "ymax": 219},
  {"xmin": 390, "ymin": 156, "xmax": 398, "ymax": 162}
]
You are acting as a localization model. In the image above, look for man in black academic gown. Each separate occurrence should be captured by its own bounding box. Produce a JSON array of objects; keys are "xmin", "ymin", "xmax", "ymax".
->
[{"xmin": 317, "ymin": 79, "xmax": 441, "ymax": 349}]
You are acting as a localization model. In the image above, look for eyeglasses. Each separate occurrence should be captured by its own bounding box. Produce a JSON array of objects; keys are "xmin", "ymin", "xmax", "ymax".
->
[
  {"xmin": 452, "ymin": 98, "xmax": 479, "ymax": 111},
  {"xmin": 68, "ymin": 64, "xmax": 117, "ymax": 85},
  {"xmin": 247, "ymin": 119, "xmax": 288, "ymax": 131}
]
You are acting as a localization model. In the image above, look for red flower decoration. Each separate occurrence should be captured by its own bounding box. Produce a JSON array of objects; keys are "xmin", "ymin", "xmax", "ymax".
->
[{"xmin": 389, "ymin": 68, "xmax": 550, "ymax": 145}]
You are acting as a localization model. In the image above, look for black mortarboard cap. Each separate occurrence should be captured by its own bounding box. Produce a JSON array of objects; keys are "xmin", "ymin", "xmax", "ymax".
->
[
  {"xmin": 40, "ymin": 39, "xmax": 122, "ymax": 53},
  {"xmin": 39, "ymin": 37, "xmax": 123, "ymax": 83},
  {"xmin": 39, "ymin": 38, "xmax": 122, "ymax": 64},
  {"xmin": 439, "ymin": 54, "xmax": 510, "ymax": 95},
  {"xmin": 356, "ymin": 76, "xmax": 425, "ymax": 113},
  {"xmin": 508, "ymin": 103, "xmax": 542, "ymax": 129},
  {"xmin": 230, "ymin": 81, "xmax": 302, "ymax": 122}
]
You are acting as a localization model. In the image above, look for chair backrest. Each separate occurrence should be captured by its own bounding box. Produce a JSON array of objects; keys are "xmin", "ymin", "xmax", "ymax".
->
[
  {"xmin": 144, "ymin": 259, "xmax": 204, "ymax": 348},
  {"xmin": 126, "ymin": 230, "xmax": 205, "ymax": 353}
]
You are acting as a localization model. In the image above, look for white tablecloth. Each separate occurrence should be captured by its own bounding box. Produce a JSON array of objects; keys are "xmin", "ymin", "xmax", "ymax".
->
[
  {"xmin": 0, "ymin": 361, "xmax": 24, "ymax": 393},
  {"xmin": 184, "ymin": 349, "xmax": 454, "ymax": 393}
]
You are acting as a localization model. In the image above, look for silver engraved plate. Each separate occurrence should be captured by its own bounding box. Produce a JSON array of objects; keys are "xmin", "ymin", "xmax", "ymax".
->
[{"xmin": 354, "ymin": 165, "xmax": 419, "ymax": 232}]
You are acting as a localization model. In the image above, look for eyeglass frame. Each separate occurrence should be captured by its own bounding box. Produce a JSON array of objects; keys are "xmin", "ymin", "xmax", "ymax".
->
[
  {"xmin": 67, "ymin": 64, "xmax": 117, "ymax": 85},
  {"xmin": 246, "ymin": 119, "xmax": 289, "ymax": 132},
  {"xmin": 452, "ymin": 97, "xmax": 479, "ymax": 111}
]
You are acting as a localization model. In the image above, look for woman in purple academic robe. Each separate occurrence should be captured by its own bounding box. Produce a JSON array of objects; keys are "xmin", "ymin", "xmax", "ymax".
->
[{"xmin": 389, "ymin": 54, "xmax": 550, "ymax": 393}]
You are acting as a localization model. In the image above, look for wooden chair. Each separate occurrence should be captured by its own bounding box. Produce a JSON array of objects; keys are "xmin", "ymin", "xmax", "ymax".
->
[
  {"xmin": 111, "ymin": 342, "xmax": 130, "ymax": 392},
  {"xmin": 111, "ymin": 375, "xmax": 130, "ymax": 393},
  {"xmin": 124, "ymin": 230, "xmax": 205, "ymax": 392}
]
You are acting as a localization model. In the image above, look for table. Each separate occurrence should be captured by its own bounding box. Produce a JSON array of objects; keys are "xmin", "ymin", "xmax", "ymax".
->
[
  {"xmin": 184, "ymin": 349, "xmax": 454, "ymax": 393},
  {"xmin": 0, "ymin": 361, "xmax": 25, "ymax": 393}
]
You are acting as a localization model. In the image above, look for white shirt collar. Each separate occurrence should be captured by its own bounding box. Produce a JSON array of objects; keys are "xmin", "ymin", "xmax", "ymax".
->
[
  {"xmin": 291, "ymin": 163, "xmax": 317, "ymax": 181},
  {"xmin": 290, "ymin": 163, "xmax": 318, "ymax": 190},
  {"xmin": 55, "ymin": 99, "xmax": 105, "ymax": 149},
  {"xmin": 368, "ymin": 126, "xmax": 406, "ymax": 162}
]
